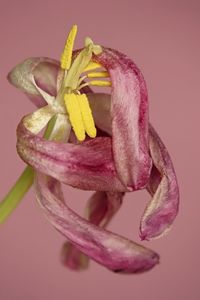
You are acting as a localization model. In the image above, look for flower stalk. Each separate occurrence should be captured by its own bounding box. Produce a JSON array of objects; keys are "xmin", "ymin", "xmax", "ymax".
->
[{"xmin": 0, "ymin": 166, "xmax": 34, "ymax": 224}]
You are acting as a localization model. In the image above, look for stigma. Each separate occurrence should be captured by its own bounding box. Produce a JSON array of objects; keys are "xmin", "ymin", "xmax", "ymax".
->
[{"xmin": 59, "ymin": 25, "xmax": 111, "ymax": 142}]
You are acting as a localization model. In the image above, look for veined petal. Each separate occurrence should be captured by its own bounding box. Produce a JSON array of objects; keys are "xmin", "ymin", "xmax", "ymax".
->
[
  {"xmin": 7, "ymin": 57, "xmax": 60, "ymax": 107},
  {"xmin": 61, "ymin": 191, "xmax": 123, "ymax": 270},
  {"xmin": 93, "ymin": 48, "xmax": 152, "ymax": 190},
  {"xmin": 16, "ymin": 118, "xmax": 128, "ymax": 192},
  {"xmin": 140, "ymin": 125, "xmax": 179, "ymax": 240},
  {"xmin": 35, "ymin": 173, "xmax": 159, "ymax": 273}
]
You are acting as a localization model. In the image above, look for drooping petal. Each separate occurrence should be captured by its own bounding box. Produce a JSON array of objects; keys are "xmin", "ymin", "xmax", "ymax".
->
[
  {"xmin": 61, "ymin": 191, "xmax": 123, "ymax": 270},
  {"xmin": 7, "ymin": 57, "xmax": 60, "ymax": 107},
  {"xmin": 17, "ymin": 118, "xmax": 128, "ymax": 192},
  {"xmin": 93, "ymin": 48, "xmax": 152, "ymax": 190},
  {"xmin": 35, "ymin": 173, "xmax": 159, "ymax": 273},
  {"xmin": 140, "ymin": 125, "xmax": 179, "ymax": 240}
]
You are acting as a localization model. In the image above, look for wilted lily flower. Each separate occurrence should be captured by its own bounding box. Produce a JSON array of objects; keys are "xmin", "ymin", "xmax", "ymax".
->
[{"xmin": 0, "ymin": 25, "xmax": 179, "ymax": 274}]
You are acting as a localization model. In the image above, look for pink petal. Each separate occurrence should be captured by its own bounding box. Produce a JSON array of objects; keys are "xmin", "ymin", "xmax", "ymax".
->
[
  {"xmin": 17, "ymin": 118, "xmax": 128, "ymax": 192},
  {"xmin": 35, "ymin": 173, "xmax": 159, "ymax": 273},
  {"xmin": 86, "ymin": 94, "xmax": 179, "ymax": 239},
  {"xmin": 61, "ymin": 191, "xmax": 123, "ymax": 270},
  {"xmin": 7, "ymin": 57, "xmax": 60, "ymax": 107},
  {"xmin": 140, "ymin": 125, "xmax": 179, "ymax": 240},
  {"xmin": 94, "ymin": 48, "xmax": 152, "ymax": 190},
  {"xmin": 86, "ymin": 191, "xmax": 123, "ymax": 227}
]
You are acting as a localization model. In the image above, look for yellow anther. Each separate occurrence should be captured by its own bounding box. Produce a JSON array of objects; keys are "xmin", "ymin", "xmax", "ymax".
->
[
  {"xmin": 61, "ymin": 25, "xmax": 78, "ymax": 70},
  {"xmin": 78, "ymin": 94, "xmax": 97, "ymax": 138},
  {"xmin": 64, "ymin": 93, "xmax": 85, "ymax": 141},
  {"xmin": 83, "ymin": 62, "xmax": 102, "ymax": 72},
  {"xmin": 89, "ymin": 80, "xmax": 111, "ymax": 87},
  {"xmin": 87, "ymin": 71, "xmax": 109, "ymax": 78}
]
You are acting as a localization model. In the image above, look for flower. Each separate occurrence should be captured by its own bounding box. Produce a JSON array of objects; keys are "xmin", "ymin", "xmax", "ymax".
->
[{"xmin": 0, "ymin": 25, "xmax": 179, "ymax": 274}]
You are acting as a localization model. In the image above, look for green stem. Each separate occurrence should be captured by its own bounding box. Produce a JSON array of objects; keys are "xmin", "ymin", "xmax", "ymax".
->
[
  {"xmin": 0, "ymin": 115, "xmax": 57, "ymax": 224},
  {"xmin": 0, "ymin": 166, "xmax": 34, "ymax": 224}
]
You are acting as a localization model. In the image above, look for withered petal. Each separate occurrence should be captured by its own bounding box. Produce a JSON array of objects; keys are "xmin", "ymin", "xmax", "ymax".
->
[
  {"xmin": 35, "ymin": 173, "xmax": 159, "ymax": 274},
  {"xmin": 94, "ymin": 48, "xmax": 152, "ymax": 190},
  {"xmin": 17, "ymin": 118, "xmax": 128, "ymax": 192}
]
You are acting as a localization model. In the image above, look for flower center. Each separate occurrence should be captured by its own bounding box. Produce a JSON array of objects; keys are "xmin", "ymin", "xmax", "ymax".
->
[{"xmin": 59, "ymin": 25, "xmax": 111, "ymax": 141}]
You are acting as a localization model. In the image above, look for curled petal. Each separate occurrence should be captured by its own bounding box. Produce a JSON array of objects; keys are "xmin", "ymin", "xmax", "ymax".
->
[
  {"xmin": 94, "ymin": 48, "xmax": 152, "ymax": 190},
  {"xmin": 17, "ymin": 118, "xmax": 128, "ymax": 192},
  {"xmin": 87, "ymin": 95, "xmax": 179, "ymax": 239},
  {"xmin": 140, "ymin": 125, "xmax": 179, "ymax": 240},
  {"xmin": 35, "ymin": 173, "xmax": 159, "ymax": 273},
  {"xmin": 7, "ymin": 57, "xmax": 60, "ymax": 107},
  {"xmin": 61, "ymin": 191, "xmax": 123, "ymax": 270}
]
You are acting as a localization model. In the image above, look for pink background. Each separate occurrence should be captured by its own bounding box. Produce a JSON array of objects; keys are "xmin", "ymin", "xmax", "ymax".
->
[{"xmin": 0, "ymin": 0, "xmax": 199, "ymax": 299}]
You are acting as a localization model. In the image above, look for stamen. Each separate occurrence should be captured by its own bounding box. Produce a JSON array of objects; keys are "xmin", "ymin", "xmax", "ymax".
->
[
  {"xmin": 60, "ymin": 25, "xmax": 78, "ymax": 70},
  {"xmin": 89, "ymin": 80, "xmax": 111, "ymax": 87},
  {"xmin": 78, "ymin": 75, "xmax": 87, "ymax": 87},
  {"xmin": 77, "ymin": 82, "xmax": 90, "ymax": 91},
  {"xmin": 78, "ymin": 94, "xmax": 96, "ymax": 138},
  {"xmin": 87, "ymin": 71, "xmax": 109, "ymax": 78},
  {"xmin": 83, "ymin": 62, "xmax": 102, "ymax": 72},
  {"xmin": 64, "ymin": 94, "xmax": 85, "ymax": 141}
]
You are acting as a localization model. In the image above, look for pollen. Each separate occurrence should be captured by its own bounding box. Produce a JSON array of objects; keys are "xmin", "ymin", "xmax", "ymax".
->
[
  {"xmin": 64, "ymin": 93, "xmax": 96, "ymax": 141},
  {"xmin": 64, "ymin": 93, "xmax": 85, "ymax": 141},
  {"xmin": 61, "ymin": 25, "xmax": 78, "ymax": 70},
  {"xmin": 78, "ymin": 94, "xmax": 97, "ymax": 138}
]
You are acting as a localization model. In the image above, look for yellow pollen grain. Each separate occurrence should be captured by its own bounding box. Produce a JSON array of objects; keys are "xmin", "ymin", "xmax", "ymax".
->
[
  {"xmin": 87, "ymin": 71, "xmax": 109, "ymax": 78},
  {"xmin": 89, "ymin": 80, "xmax": 111, "ymax": 87},
  {"xmin": 61, "ymin": 25, "xmax": 78, "ymax": 70},
  {"xmin": 64, "ymin": 93, "xmax": 85, "ymax": 141},
  {"xmin": 83, "ymin": 62, "xmax": 102, "ymax": 72},
  {"xmin": 78, "ymin": 94, "xmax": 97, "ymax": 138}
]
